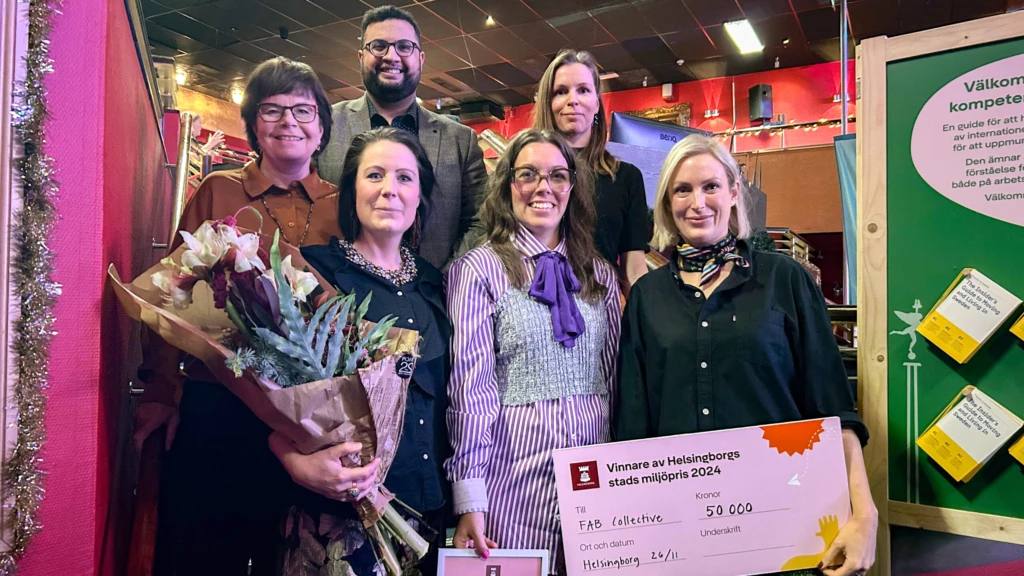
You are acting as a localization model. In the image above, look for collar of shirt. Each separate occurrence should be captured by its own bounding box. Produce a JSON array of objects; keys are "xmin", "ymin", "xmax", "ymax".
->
[
  {"xmin": 668, "ymin": 237, "xmax": 754, "ymax": 290},
  {"xmin": 511, "ymin": 224, "xmax": 567, "ymax": 260},
  {"xmin": 367, "ymin": 98, "xmax": 419, "ymax": 134},
  {"xmin": 240, "ymin": 160, "xmax": 335, "ymax": 201}
]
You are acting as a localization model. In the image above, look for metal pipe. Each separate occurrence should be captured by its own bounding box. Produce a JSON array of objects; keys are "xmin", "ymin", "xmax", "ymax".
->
[
  {"xmin": 167, "ymin": 111, "xmax": 194, "ymax": 250},
  {"xmin": 730, "ymin": 80, "xmax": 737, "ymax": 153},
  {"xmin": 840, "ymin": 0, "xmax": 849, "ymax": 135}
]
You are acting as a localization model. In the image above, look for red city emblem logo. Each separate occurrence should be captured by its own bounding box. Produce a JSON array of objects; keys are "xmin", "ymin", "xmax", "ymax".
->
[{"xmin": 570, "ymin": 460, "xmax": 600, "ymax": 491}]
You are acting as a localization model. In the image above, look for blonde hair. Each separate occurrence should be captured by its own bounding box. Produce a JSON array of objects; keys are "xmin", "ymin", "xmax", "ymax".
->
[
  {"xmin": 651, "ymin": 135, "xmax": 751, "ymax": 250},
  {"xmin": 532, "ymin": 49, "xmax": 619, "ymax": 179}
]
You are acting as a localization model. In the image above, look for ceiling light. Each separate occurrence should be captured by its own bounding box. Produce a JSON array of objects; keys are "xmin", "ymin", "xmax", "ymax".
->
[
  {"xmin": 724, "ymin": 19, "xmax": 764, "ymax": 54},
  {"xmin": 485, "ymin": 15, "xmax": 495, "ymax": 25},
  {"xmin": 676, "ymin": 59, "xmax": 685, "ymax": 65},
  {"xmin": 175, "ymin": 69, "xmax": 187, "ymax": 85},
  {"xmin": 231, "ymin": 88, "xmax": 243, "ymax": 104},
  {"xmin": 642, "ymin": 76, "xmax": 648, "ymax": 87},
  {"xmin": 598, "ymin": 71, "xmax": 619, "ymax": 80},
  {"xmin": 782, "ymin": 37, "xmax": 791, "ymax": 45}
]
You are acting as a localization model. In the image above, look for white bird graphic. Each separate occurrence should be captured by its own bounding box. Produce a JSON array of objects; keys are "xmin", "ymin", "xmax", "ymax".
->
[{"xmin": 891, "ymin": 299, "xmax": 924, "ymax": 360}]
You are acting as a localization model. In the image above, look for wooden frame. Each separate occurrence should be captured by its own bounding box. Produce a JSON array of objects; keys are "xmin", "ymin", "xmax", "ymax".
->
[
  {"xmin": 623, "ymin": 103, "xmax": 691, "ymax": 127},
  {"xmin": 857, "ymin": 11, "xmax": 1024, "ymax": 576},
  {"xmin": 436, "ymin": 549, "xmax": 550, "ymax": 576},
  {"xmin": 0, "ymin": 0, "xmax": 26, "ymax": 555}
]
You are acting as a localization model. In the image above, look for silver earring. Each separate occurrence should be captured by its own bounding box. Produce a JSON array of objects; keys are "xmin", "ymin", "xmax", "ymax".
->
[{"xmin": 593, "ymin": 115, "xmax": 599, "ymax": 125}]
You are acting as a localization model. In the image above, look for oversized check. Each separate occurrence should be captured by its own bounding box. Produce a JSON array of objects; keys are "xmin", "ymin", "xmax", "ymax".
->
[{"xmin": 553, "ymin": 418, "xmax": 850, "ymax": 576}]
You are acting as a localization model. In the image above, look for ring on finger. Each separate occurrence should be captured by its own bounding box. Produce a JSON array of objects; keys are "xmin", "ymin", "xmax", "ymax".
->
[{"xmin": 346, "ymin": 482, "xmax": 360, "ymax": 500}]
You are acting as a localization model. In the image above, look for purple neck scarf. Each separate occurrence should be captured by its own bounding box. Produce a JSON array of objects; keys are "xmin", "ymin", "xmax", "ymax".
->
[{"xmin": 529, "ymin": 251, "xmax": 586, "ymax": 348}]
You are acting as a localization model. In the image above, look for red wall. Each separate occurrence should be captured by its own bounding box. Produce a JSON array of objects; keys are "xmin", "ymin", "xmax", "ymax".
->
[
  {"xmin": 472, "ymin": 60, "xmax": 856, "ymax": 153},
  {"xmin": 19, "ymin": 0, "xmax": 171, "ymax": 573}
]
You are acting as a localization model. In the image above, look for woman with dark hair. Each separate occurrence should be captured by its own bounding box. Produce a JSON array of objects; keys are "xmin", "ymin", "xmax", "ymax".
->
[
  {"xmin": 445, "ymin": 129, "xmax": 621, "ymax": 573},
  {"xmin": 135, "ymin": 57, "xmax": 352, "ymax": 576},
  {"xmin": 534, "ymin": 49, "xmax": 649, "ymax": 291},
  {"xmin": 273, "ymin": 127, "xmax": 450, "ymax": 576}
]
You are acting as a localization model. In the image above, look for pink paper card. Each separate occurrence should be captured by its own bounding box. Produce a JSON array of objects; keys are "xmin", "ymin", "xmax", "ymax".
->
[
  {"xmin": 553, "ymin": 418, "xmax": 851, "ymax": 576},
  {"xmin": 438, "ymin": 549, "xmax": 549, "ymax": 576}
]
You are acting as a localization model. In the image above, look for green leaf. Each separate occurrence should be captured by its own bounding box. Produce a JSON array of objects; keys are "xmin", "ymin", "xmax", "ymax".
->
[{"xmin": 323, "ymin": 294, "xmax": 354, "ymax": 376}]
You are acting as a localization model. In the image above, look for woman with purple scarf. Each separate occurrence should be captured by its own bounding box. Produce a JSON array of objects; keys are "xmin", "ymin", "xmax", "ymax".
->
[{"xmin": 444, "ymin": 129, "xmax": 621, "ymax": 574}]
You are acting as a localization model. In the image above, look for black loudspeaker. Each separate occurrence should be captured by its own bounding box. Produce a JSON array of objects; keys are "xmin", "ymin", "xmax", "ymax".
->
[{"xmin": 749, "ymin": 84, "xmax": 773, "ymax": 122}]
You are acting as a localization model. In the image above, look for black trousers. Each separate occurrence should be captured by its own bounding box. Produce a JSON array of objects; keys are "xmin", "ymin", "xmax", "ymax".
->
[{"xmin": 153, "ymin": 380, "xmax": 290, "ymax": 576}]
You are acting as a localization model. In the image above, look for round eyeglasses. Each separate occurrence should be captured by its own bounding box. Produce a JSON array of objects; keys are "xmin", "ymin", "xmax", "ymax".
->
[
  {"xmin": 512, "ymin": 167, "xmax": 576, "ymax": 195},
  {"xmin": 364, "ymin": 39, "xmax": 421, "ymax": 58},
  {"xmin": 257, "ymin": 103, "xmax": 318, "ymax": 124}
]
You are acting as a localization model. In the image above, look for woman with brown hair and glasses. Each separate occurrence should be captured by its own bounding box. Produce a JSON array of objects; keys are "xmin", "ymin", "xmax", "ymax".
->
[
  {"xmin": 533, "ymin": 49, "xmax": 649, "ymax": 291},
  {"xmin": 444, "ymin": 129, "xmax": 621, "ymax": 574},
  {"xmin": 133, "ymin": 57, "xmax": 361, "ymax": 576}
]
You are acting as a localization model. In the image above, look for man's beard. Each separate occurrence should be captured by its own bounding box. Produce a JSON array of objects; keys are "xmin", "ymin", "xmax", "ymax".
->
[{"xmin": 363, "ymin": 65, "xmax": 420, "ymax": 103}]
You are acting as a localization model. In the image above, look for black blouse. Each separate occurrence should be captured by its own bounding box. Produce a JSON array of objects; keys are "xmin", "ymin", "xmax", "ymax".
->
[
  {"xmin": 592, "ymin": 160, "xmax": 649, "ymax": 265},
  {"xmin": 614, "ymin": 240, "xmax": 868, "ymax": 446},
  {"xmin": 300, "ymin": 240, "xmax": 451, "ymax": 513}
]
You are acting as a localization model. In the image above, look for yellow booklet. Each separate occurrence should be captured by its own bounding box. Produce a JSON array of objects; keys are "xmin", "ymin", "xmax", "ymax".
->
[
  {"xmin": 916, "ymin": 269, "xmax": 1022, "ymax": 363},
  {"xmin": 1011, "ymin": 311, "xmax": 1024, "ymax": 342},
  {"xmin": 1011, "ymin": 435, "xmax": 1024, "ymax": 466},
  {"xmin": 917, "ymin": 386, "xmax": 1023, "ymax": 482}
]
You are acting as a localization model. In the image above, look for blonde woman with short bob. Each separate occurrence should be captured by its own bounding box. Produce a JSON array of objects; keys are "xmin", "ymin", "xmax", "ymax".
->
[{"xmin": 615, "ymin": 136, "xmax": 877, "ymax": 576}]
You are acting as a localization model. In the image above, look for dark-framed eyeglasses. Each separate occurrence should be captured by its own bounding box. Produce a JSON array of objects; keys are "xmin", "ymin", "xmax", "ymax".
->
[
  {"xmin": 512, "ymin": 167, "xmax": 576, "ymax": 195},
  {"xmin": 257, "ymin": 103, "xmax": 319, "ymax": 123},
  {"xmin": 364, "ymin": 39, "xmax": 420, "ymax": 58}
]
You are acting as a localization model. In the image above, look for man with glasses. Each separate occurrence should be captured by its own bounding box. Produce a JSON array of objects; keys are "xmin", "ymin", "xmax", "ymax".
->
[{"xmin": 318, "ymin": 5, "xmax": 487, "ymax": 269}]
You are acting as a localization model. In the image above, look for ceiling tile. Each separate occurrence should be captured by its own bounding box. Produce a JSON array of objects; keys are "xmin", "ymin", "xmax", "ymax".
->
[
  {"xmin": 421, "ymin": 72, "xmax": 474, "ymax": 96},
  {"xmin": 515, "ymin": 55, "xmax": 553, "ymax": 81},
  {"xmin": 471, "ymin": 28, "xmax": 543, "ymax": 61},
  {"xmin": 422, "ymin": 0, "xmax": 490, "ymax": 35},
  {"xmin": 256, "ymin": 0, "xmax": 341, "ymax": 28},
  {"xmin": 157, "ymin": 0, "xmax": 218, "ymax": 8},
  {"xmin": 897, "ymin": 0, "xmax": 953, "ymax": 33},
  {"xmin": 520, "ymin": 0, "xmax": 585, "ymax": 20},
  {"xmin": 404, "ymin": 4, "xmax": 463, "ymax": 41},
  {"xmin": 552, "ymin": 15, "xmax": 613, "ymax": 48},
  {"xmin": 330, "ymin": 86, "xmax": 366, "ymax": 100},
  {"xmin": 141, "ymin": 0, "xmax": 173, "ymax": 17},
  {"xmin": 647, "ymin": 62, "xmax": 697, "ymax": 84},
  {"xmin": 448, "ymin": 67, "xmax": 505, "ymax": 92},
  {"xmin": 591, "ymin": 5, "xmax": 656, "ymax": 42},
  {"xmin": 806, "ymin": 38, "xmax": 852, "ymax": 64},
  {"xmin": 220, "ymin": 41, "xmax": 276, "ymax": 63},
  {"xmin": 176, "ymin": 48, "xmax": 257, "ymax": 76},
  {"xmin": 756, "ymin": 13, "xmax": 807, "ymax": 49},
  {"xmin": 513, "ymin": 85, "xmax": 538, "ymax": 100},
  {"xmin": 704, "ymin": 25, "xmax": 741, "ymax": 56},
  {"xmin": 621, "ymin": 36, "xmax": 677, "ymax": 69},
  {"xmin": 682, "ymin": 57, "xmax": 728, "ymax": 80},
  {"xmin": 415, "ymin": 84, "xmax": 448, "ymax": 100},
  {"xmin": 476, "ymin": 62, "xmax": 536, "ymax": 87},
  {"xmin": 422, "ymin": 41, "xmax": 471, "ymax": 70},
  {"xmin": 147, "ymin": 22, "xmax": 214, "ymax": 53},
  {"xmin": 310, "ymin": 20, "xmax": 365, "ymax": 51},
  {"xmin": 611, "ymin": 68, "xmax": 653, "ymax": 91},
  {"xmin": 253, "ymin": 37, "xmax": 319, "ymax": 61},
  {"xmin": 661, "ymin": 28, "xmax": 718, "ymax": 61},
  {"xmin": 848, "ymin": 0, "xmax": 899, "ymax": 40},
  {"xmin": 684, "ymin": 0, "xmax": 744, "ymax": 27},
  {"xmin": 212, "ymin": 0, "xmax": 306, "ymax": 35},
  {"xmin": 289, "ymin": 29, "xmax": 353, "ymax": 59},
  {"xmin": 797, "ymin": 7, "xmax": 840, "ymax": 43},
  {"xmin": 310, "ymin": 58, "xmax": 364, "ymax": 86},
  {"xmin": 308, "ymin": 0, "xmax": 371, "ymax": 20},
  {"xmin": 149, "ymin": 42, "xmax": 182, "ymax": 57},
  {"xmin": 769, "ymin": 42, "xmax": 820, "ymax": 68},
  {"xmin": 471, "ymin": 0, "xmax": 541, "ymax": 27},
  {"xmin": 484, "ymin": 88, "xmax": 532, "ymax": 106},
  {"xmin": 737, "ymin": 0, "xmax": 795, "ymax": 20},
  {"xmin": 586, "ymin": 43, "xmax": 642, "ymax": 75},
  {"xmin": 435, "ymin": 36, "xmax": 503, "ymax": 67},
  {"xmin": 316, "ymin": 73, "xmax": 348, "ymax": 91},
  {"xmin": 151, "ymin": 12, "xmax": 231, "ymax": 47},
  {"xmin": 183, "ymin": 4, "xmax": 272, "ymax": 41},
  {"xmin": 507, "ymin": 21, "xmax": 572, "ymax": 55},
  {"xmin": 636, "ymin": 0, "xmax": 699, "ymax": 36}
]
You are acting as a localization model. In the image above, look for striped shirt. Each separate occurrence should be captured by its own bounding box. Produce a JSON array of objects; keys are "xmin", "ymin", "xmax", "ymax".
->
[{"xmin": 444, "ymin": 227, "xmax": 621, "ymax": 571}]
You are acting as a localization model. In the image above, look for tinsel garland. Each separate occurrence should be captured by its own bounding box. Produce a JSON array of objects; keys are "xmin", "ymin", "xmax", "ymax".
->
[{"xmin": 1, "ymin": 0, "xmax": 61, "ymax": 572}]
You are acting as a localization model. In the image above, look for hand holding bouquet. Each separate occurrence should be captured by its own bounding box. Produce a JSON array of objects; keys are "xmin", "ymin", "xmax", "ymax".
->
[{"xmin": 110, "ymin": 212, "xmax": 428, "ymax": 575}]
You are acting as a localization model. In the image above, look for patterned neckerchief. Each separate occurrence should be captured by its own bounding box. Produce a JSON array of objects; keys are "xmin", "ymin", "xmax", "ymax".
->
[{"xmin": 676, "ymin": 235, "xmax": 749, "ymax": 285}]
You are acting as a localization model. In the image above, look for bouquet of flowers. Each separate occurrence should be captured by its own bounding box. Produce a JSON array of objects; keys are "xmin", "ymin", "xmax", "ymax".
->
[{"xmin": 109, "ymin": 211, "xmax": 427, "ymax": 575}]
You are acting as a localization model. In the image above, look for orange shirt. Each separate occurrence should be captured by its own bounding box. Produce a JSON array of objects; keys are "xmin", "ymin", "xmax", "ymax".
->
[{"xmin": 139, "ymin": 161, "xmax": 343, "ymax": 405}]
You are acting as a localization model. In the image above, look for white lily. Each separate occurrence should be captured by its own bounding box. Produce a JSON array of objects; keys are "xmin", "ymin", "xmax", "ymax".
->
[
  {"xmin": 151, "ymin": 268, "xmax": 195, "ymax": 310},
  {"xmin": 229, "ymin": 231, "xmax": 265, "ymax": 273},
  {"xmin": 180, "ymin": 222, "xmax": 228, "ymax": 270},
  {"xmin": 263, "ymin": 254, "xmax": 318, "ymax": 301}
]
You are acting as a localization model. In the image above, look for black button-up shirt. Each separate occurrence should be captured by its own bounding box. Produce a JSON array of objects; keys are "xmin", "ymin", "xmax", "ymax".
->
[
  {"xmin": 301, "ymin": 240, "xmax": 450, "ymax": 512},
  {"xmin": 615, "ymin": 240, "xmax": 868, "ymax": 445},
  {"xmin": 367, "ymin": 99, "xmax": 419, "ymax": 136}
]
